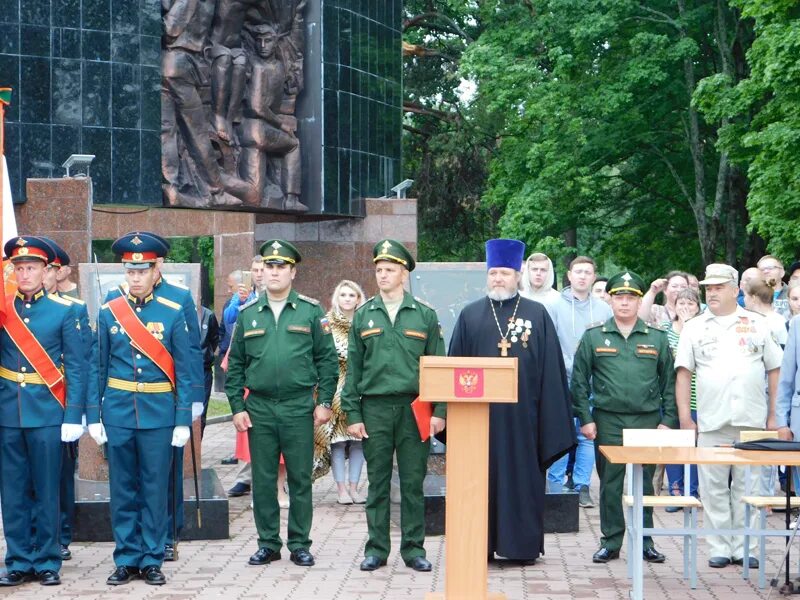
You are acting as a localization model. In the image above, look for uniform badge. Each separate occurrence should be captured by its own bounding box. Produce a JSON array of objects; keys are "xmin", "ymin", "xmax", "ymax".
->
[
  {"xmin": 130, "ymin": 235, "xmax": 143, "ymax": 246},
  {"xmin": 271, "ymin": 240, "xmax": 282, "ymax": 256},
  {"xmin": 604, "ymin": 339, "xmax": 611, "ymax": 346},
  {"xmin": 110, "ymin": 325, "xmax": 119, "ymax": 335},
  {"xmin": 368, "ymin": 320, "xmax": 374, "ymax": 328},
  {"xmin": 381, "ymin": 240, "xmax": 392, "ymax": 254},
  {"xmin": 320, "ymin": 316, "xmax": 332, "ymax": 334},
  {"xmin": 252, "ymin": 320, "xmax": 258, "ymax": 327},
  {"xmin": 146, "ymin": 322, "xmax": 165, "ymax": 340}
]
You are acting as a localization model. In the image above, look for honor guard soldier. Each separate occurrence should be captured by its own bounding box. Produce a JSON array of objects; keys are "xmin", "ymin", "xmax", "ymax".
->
[
  {"xmin": 0, "ymin": 236, "xmax": 86, "ymax": 587},
  {"xmin": 102, "ymin": 231, "xmax": 205, "ymax": 561},
  {"xmin": 225, "ymin": 239, "xmax": 338, "ymax": 568},
  {"xmin": 88, "ymin": 234, "xmax": 193, "ymax": 586},
  {"xmin": 38, "ymin": 238, "xmax": 93, "ymax": 562},
  {"xmin": 570, "ymin": 271, "xmax": 677, "ymax": 565},
  {"xmin": 341, "ymin": 240, "xmax": 446, "ymax": 573}
]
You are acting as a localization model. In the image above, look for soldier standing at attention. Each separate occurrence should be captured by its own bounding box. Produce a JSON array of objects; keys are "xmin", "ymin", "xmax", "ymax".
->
[
  {"xmin": 102, "ymin": 231, "xmax": 205, "ymax": 562},
  {"xmin": 225, "ymin": 240, "xmax": 338, "ymax": 568},
  {"xmin": 342, "ymin": 239, "xmax": 446, "ymax": 573},
  {"xmin": 571, "ymin": 271, "xmax": 677, "ymax": 565},
  {"xmin": 38, "ymin": 238, "xmax": 93, "ymax": 562},
  {"xmin": 0, "ymin": 236, "xmax": 85, "ymax": 587},
  {"xmin": 88, "ymin": 234, "xmax": 193, "ymax": 585}
]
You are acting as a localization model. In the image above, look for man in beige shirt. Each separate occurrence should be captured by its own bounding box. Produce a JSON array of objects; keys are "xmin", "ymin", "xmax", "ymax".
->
[{"xmin": 674, "ymin": 263, "xmax": 782, "ymax": 570}]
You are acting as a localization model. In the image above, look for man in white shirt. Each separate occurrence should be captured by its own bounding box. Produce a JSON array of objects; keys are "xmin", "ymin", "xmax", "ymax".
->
[{"xmin": 674, "ymin": 263, "xmax": 782, "ymax": 570}]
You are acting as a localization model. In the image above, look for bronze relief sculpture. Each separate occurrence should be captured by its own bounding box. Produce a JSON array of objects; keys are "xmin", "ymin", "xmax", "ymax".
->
[{"xmin": 162, "ymin": 0, "xmax": 308, "ymax": 212}]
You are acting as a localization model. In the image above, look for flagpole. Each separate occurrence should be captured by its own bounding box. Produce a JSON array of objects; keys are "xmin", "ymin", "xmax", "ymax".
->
[{"xmin": 0, "ymin": 87, "xmax": 12, "ymax": 325}]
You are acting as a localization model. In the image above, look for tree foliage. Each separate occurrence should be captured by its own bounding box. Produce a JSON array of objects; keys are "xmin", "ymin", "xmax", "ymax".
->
[{"xmin": 404, "ymin": 0, "xmax": 796, "ymax": 277}]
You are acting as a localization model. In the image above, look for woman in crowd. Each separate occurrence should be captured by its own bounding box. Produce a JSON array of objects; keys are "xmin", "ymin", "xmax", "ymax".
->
[
  {"xmin": 639, "ymin": 270, "xmax": 690, "ymax": 325},
  {"xmin": 744, "ymin": 277, "xmax": 789, "ymax": 348},
  {"xmin": 787, "ymin": 280, "xmax": 800, "ymax": 322},
  {"xmin": 312, "ymin": 280, "xmax": 368, "ymax": 504},
  {"xmin": 664, "ymin": 288, "xmax": 703, "ymax": 510}
]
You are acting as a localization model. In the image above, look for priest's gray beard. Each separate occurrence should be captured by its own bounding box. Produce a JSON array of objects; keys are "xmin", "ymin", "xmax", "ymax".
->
[{"xmin": 486, "ymin": 288, "xmax": 516, "ymax": 301}]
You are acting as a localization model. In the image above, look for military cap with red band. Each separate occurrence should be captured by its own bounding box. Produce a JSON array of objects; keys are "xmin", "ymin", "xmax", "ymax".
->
[{"xmin": 3, "ymin": 236, "xmax": 56, "ymax": 264}]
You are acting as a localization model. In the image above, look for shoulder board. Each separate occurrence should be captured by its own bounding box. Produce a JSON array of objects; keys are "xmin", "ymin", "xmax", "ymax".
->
[
  {"xmin": 646, "ymin": 321, "xmax": 667, "ymax": 332},
  {"xmin": 168, "ymin": 280, "xmax": 189, "ymax": 291},
  {"xmin": 46, "ymin": 294, "xmax": 72, "ymax": 307},
  {"xmin": 239, "ymin": 297, "xmax": 259, "ymax": 311},
  {"xmin": 414, "ymin": 296, "xmax": 434, "ymax": 309},
  {"xmin": 62, "ymin": 295, "xmax": 86, "ymax": 305},
  {"xmin": 585, "ymin": 321, "xmax": 605, "ymax": 330},
  {"xmin": 156, "ymin": 296, "xmax": 181, "ymax": 310},
  {"xmin": 356, "ymin": 298, "xmax": 374, "ymax": 312},
  {"xmin": 297, "ymin": 293, "xmax": 320, "ymax": 306}
]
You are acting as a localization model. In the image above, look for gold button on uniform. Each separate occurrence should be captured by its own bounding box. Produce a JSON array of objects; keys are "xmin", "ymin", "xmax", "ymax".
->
[
  {"xmin": 16, "ymin": 373, "xmax": 24, "ymax": 383},
  {"xmin": 136, "ymin": 382, "xmax": 145, "ymax": 392},
  {"xmin": 137, "ymin": 368, "xmax": 142, "ymax": 374},
  {"xmin": 20, "ymin": 382, "xmax": 26, "ymax": 388},
  {"xmin": 23, "ymin": 318, "xmax": 29, "ymax": 323},
  {"xmin": 20, "ymin": 367, "xmax": 26, "ymax": 373}
]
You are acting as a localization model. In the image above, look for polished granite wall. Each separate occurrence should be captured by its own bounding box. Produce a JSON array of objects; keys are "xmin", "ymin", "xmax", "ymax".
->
[
  {"xmin": 1, "ymin": 0, "xmax": 161, "ymax": 205},
  {"xmin": 320, "ymin": 0, "xmax": 403, "ymax": 215}
]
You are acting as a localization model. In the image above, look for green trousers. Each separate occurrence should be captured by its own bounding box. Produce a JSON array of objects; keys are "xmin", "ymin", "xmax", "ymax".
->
[
  {"xmin": 362, "ymin": 396, "xmax": 430, "ymax": 562},
  {"xmin": 593, "ymin": 409, "xmax": 661, "ymax": 552},
  {"xmin": 247, "ymin": 392, "xmax": 314, "ymax": 552}
]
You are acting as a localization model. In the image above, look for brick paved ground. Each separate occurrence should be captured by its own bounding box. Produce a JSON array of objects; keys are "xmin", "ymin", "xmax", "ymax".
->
[{"xmin": 0, "ymin": 419, "xmax": 795, "ymax": 599}]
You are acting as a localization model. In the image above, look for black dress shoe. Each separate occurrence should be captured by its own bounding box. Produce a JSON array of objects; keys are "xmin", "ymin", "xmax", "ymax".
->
[
  {"xmin": 592, "ymin": 547, "xmax": 620, "ymax": 563},
  {"xmin": 708, "ymin": 556, "xmax": 731, "ymax": 568},
  {"xmin": 289, "ymin": 548, "xmax": 315, "ymax": 567},
  {"xmin": 142, "ymin": 566, "xmax": 166, "ymax": 585},
  {"xmin": 164, "ymin": 543, "xmax": 177, "ymax": 562},
  {"xmin": 0, "ymin": 571, "xmax": 35, "ymax": 586},
  {"xmin": 60, "ymin": 545, "xmax": 72, "ymax": 560},
  {"xmin": 248, "ymin": 547, "xmax": 281, "ymax": 566},
  {"xmin": 643, "ymin": 547, "xmax": 666, "ymax": 563},
  {"xmin": 227, "ymin": 482, "xmax": 251, "ymax": 497},
  {"xmin": 405, "ymin": 557, "xmax": 432, "ymax": 572},
  {"xmin": 360, "ymin": 556, "xmax": 388, "ymax": 571},
  {"xmin": 107, "ymin": 566, "xmax": 140, "ymax": 585},
  {"xmin": 36, "ymin": 570, "xmax": 60, "ymax": 586},
  {"xmin": 221, "ymin": 456, "xmax": 239, "ymax": 465},
  {"xmin": 732, "ymin": 556, "xmax": 759, "ymax": 568}
]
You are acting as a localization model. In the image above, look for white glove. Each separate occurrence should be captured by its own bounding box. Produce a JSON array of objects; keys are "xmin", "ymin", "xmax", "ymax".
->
[
  {"xmin": 192, "ymin": 402, "xmax": 205, "ymax": 421},
  {"xmin": 171, "ymin": 425, "xmax": 190, "ymax": 447},
  {"xmin": 61, "ymin": 423, "xmax": 84, "ymax": 443},
  {"xmin": 88, "ymin": 422, "xmax": 107, "ymax": 445}
]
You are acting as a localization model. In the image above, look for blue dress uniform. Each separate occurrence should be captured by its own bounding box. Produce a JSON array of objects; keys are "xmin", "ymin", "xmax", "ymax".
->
[
  {"xmin": 38, "ymin": 237, "xmax": 93, "ymax": 559},
  {"xmin": 88, "ymin": 239, "xmax": 193, "ymax": 583},
  {"xmin": 0, "ymin": 237, "xmax": 85, "ymax": 586},
  {"xmin": 103, "ymin": 232, "xmax": 205, "ymax": 557}
]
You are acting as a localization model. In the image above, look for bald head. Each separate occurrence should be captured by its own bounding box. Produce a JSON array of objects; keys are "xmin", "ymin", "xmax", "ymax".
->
[{"xmin": 740, "ymin": 267, "xmax": 760, "ymax": 292}]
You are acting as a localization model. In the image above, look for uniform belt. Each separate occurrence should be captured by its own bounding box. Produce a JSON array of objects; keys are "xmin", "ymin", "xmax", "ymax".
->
[
  {"xmin": 107, "ymin": 377, "xmax": 174, "ymax": 393},
  {"xmin": 0, "ymin": 366, "xmax": 46, "ymax": 385}
]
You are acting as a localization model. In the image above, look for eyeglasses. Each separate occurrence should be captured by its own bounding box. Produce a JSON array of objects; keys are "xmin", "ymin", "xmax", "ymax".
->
[{"xmin": 761, "ymin": 264, "xmax": 780, "ymax": 271}]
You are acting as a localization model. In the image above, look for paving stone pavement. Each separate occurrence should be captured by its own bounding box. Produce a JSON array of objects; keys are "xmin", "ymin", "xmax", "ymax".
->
[{"xmin": 0, "ymin": 421, "xmax": 794, "ymax": 599}]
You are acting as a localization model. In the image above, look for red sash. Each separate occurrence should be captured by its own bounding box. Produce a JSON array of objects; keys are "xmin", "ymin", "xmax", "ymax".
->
[
  {"xmin": 3, "ymin": 294, "xmax": 66, "ymax": 407},
  {"xmin": 108, "ymin": 296, "xmax": 176, "ymax": 388}
]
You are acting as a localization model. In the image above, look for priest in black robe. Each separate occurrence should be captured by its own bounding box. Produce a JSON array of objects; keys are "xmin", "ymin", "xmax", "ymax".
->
[{"xmin": 448, "ymin": 238, "xmax": 576, "ymax": 563}]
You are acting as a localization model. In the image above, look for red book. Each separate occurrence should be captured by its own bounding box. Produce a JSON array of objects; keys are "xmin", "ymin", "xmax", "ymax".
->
[{"xmin": 411, "ymin": 396, "xmax": 432, "ymax": 442}]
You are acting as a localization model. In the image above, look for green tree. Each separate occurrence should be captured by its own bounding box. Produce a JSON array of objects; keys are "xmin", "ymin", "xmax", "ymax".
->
[
  {"xmin": 695, "ymin": 0, "xmax": 800, "ymax": 260},
  {"xmin": 459, "ymin": 0, "xmax": 761, "ymax": 280}
]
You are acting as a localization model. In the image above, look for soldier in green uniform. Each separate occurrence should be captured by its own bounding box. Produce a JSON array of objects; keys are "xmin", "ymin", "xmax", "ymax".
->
[
  {"xmin": 571, "ymin": 271, "xmax": 677, "ymax": 565},
  {"xmin": 225, "ymin": 240, "xmax": 338, "ymax": 568},
  {"xmin": 342, "ymin": 239, "xmax": 446, "ymax": 573}
]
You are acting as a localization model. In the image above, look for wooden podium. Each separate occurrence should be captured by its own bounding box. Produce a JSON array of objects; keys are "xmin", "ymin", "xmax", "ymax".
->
[{"xmin": 419, "ymin": 356, "xmax": 518, "ymax": 600}]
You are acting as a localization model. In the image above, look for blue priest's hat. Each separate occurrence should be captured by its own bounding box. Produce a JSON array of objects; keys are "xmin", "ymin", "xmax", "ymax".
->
[{"xmin": 485, "ymin": 239, "xmax": 526, "ymax": 271}]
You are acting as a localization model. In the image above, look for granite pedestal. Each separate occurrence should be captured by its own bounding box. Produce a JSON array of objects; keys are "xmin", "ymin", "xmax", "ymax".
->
[{"xmin": 72, "ymin": 468, "xmax": 229, "ymax": 542}]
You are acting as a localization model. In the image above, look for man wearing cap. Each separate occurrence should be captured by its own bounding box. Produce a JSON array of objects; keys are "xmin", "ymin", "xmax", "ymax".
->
[
  {"xmin": 226, "ymin": 239, "xmax": 338, "ymax": 568},
  {"xmin": 342, "ymin": 239, "xmax": 446, "ymax": 572},
  {"xmin": 675, "ymin": 263, "xmax": 782, "ymax": 569},
  {"xmin": 0, "ymin": 236, "xmax": 86, "ymax": 587},
  {"xmin": 102, "ymin": 231, "xmax": 205, "ymax": 561},
  {"xmin": 88, "ymin": 235, "xmax": 193, "ymax": 585},
  {"xmin": 448, "ymin": 239, "xmax": 574, "ymax": 564},
  {"xmin": 572, "ymin": 271, "xmax": 676, "ymax": 565},
  {"xmin": 38, "ymin": 237, "xmax": 93, "ymax": 562}
]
